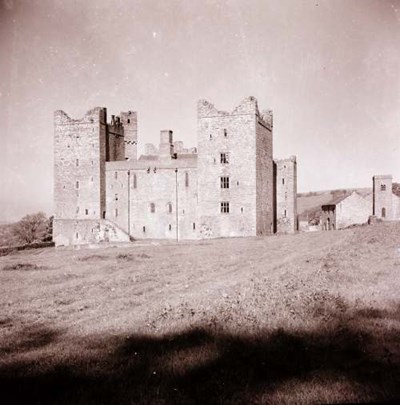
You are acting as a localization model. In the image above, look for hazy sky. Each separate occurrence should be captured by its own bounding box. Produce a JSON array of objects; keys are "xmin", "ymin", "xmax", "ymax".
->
[{"xmin": 0, "ymin": 0, "xmax": 399, "ymax": 221}]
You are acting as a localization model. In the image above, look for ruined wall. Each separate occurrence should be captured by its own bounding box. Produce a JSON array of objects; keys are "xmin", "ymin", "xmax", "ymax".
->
[
  {"xmin": 53, "ymin": 219, "xmax": 130, "ymax": 246},
  {"xmin": 54, "ymin": 107, "xmax": 107, "ymax": 221},
  {"xmin": 373, "ymin": 175, "xmax": 393, "ymax": 220},
  {"xmin": 336, "ymin": 192, "xmax": 371, "ymax": 229},
  {"xmin": 196, "ymin": 97, "xmax": 261, "ymax": 238},
  {"xmin": 321, "ymin": 206, "xmax": 336, "ymax": 230},
  {"xmin": 274, "ymin": 156, "xmax": 297, "ymax": 233}
]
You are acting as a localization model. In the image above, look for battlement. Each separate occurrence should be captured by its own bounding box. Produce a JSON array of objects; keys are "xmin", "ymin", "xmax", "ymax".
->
[
  {"xmin": 274, "ymin": 155, "xmax": 297, "ymax": 164},
  {"xmin": 54, "ymin": 107, "xmax": 107, "ymax": 125},
  {"xmin": 373, "ymin": 175, "xmax": 392, "ymax": 180},
  {"xmin": 197, "ymin": 96, "xmax": 261, "ymax": 118}
]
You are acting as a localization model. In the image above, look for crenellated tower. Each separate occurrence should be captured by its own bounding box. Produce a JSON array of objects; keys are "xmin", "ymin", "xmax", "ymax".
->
[{"xmin": 196, "ymin": 96, "xmax": 274, "ymax": 237}]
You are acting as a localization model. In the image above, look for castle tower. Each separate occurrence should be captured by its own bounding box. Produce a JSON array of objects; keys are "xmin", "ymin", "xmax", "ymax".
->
[
  {"xmin": 120, "ymin": 111, "xmax": 138, "ymax": 160},
  {"xmin": 274, "ymin": 156, "xmax": 297, "ymax": 233},
  {"xmin": 159, "ymin": 130, "xmax": 174, "ymax": 159},
  {"xmin": 196, "ymin": 97, "xmax": 274, "ymax": 238},
  {"xmin": 373, "ymin": 175, "xmax": 393, "ymax": 220},
  {"xmin": 54, "ymin": 107, "xmax": 107, "ymax": 222}
]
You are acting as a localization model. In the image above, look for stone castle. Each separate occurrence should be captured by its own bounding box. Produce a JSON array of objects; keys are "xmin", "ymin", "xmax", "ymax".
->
[{"xmin": 53, "ymin": 97, "xmax": 297, "ymax": 246}]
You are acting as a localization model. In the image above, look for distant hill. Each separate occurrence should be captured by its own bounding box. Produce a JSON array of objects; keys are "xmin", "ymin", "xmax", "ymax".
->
[{"xmin": 297, "ymin": 183, "xmax": 400, "ymax": 224}]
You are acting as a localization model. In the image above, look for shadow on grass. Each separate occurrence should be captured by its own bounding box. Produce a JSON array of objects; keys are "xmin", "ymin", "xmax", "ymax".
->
[{"xmin": 0, "ymin": 306, "xmax": 399, "ymax": 405}]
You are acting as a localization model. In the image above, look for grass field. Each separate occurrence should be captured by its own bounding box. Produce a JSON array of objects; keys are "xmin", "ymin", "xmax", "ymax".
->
[{"xmin": 1, "ymin": 223, "xmax": 399, "ymax": 404}]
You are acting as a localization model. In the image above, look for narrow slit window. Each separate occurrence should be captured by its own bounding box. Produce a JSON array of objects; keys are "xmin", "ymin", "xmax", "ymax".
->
[
  {"xmin": 76, "ymin": 159, "xmax": 79, "ymax": 167},
  {"xmin": 85, "ymin": 209, "xmax": 89, "ymax": 215},
  {"xmin": 282, "ymin": 178, "xmax": 285, "ymax": 185},
  {"xmin": 133, "ymin": 174, "xmax": 137, "ymax": 189},
  {"xmin": 169, "ymin": 224, "xmax": 172, "ymax": 231},
  {"xmin": 150, "ymin": 203, "xmax": 155, "ymax": 213},
  {"xmin": 76, "ymin": 181, "xmax": 79, "ymax": 189},
  {"xmin": 114, "ymin": 171, "xmax": 118, "ymax": 180},
  {"xmin": 193, "ymin": 223, "xmax": 196, "ymax": 230},
  {"xmin": 115, "ymin": 208, "xmax": 118, "ymax": 217},
  {"xmin": 185, "ymin": 172, "xmax": 189, "ymax": 187},
  {"xmin": 167, "ymin": 203, "xmax": 172, "ymax": 213},
  {"xmin": 224, "ymin": 128, "xmax": 227, "ymax": 137}
]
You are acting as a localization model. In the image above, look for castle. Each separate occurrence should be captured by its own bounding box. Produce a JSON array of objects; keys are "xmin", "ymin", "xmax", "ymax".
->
[{"xmin": 53, "ymin": 97, "xmax": 297, "ymax": 246}]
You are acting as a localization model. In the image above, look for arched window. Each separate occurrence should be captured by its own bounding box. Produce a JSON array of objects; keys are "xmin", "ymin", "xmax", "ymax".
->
[
  {"xmin": 150, "ymin": 203, "xmax": 155, "ymax": 213},
  {"xmin": 185, "ymin": 172, "xmax": 189, "ymax": 187},
  {"xmin": 382, "ymin": 207, "xmax": 386, "ymax": 218},
  {"xmin": 167, "ymin": 203, "xmax": 172, "ymax": 213},
  {"xmin": 133, "ymin": 173, "xmax": 137, "ymax": 189}
]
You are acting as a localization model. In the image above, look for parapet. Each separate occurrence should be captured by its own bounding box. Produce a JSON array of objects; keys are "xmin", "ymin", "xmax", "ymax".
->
[
  {"xmin": 197, "ymin": 96, "xmax": 261, "ymax": 118},
  {"xmin": 373, "ymin": 174, "xmax": 392, "ymax": 180},
  {"xmin": 54, "ymin": 107, "xmax": 107, "ymax": 125},
  {"xmin": 274, "ymin": 155, "xmax": 297, "ymax": 165}
]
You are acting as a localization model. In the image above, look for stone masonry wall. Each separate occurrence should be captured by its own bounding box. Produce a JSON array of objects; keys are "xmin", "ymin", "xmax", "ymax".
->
[
  {"xmin": 196, "ymin": 97, "xmax": 260, "ymax": 238},
  {"xmin": 335, "ymin": 192, "xmax": 371, "ymax": 229},
  {"xmin": 121, "ymin": 111, "xmax": 138, "ymax": 160},
  {"xmin": 105, "ymin": 160, "xmax": 198, "ymax": 240},
  {"xmin": 373, "ymin": 175, "xmax": 393, "ymax": 219},
  {"xmin": 256, "ymin": 113, "xmax": 273, "ymax": 235},
  {"xmin": 54, "ymin": 107, "xmax": 107, "ymax": 221},
  {"xmin": 274, "ymin": 156, "xmax": 297, "ymax": 233}
]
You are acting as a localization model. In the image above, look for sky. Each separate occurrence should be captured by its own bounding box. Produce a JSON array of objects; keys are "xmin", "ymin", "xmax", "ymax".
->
[{"xmin": 0, "ymin": 0, "xmax": 399, "ymax": 222}]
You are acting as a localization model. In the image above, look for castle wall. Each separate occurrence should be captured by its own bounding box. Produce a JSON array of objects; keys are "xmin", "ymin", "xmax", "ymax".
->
[
  {"xmin": 196, "ymin": 97, "xmax": 260, "ymax": 238},
  {"xmin": 105, "ymin": 160, "xmax": 198, "ymax": 240},
  {"xmin": 255, "ymin": 113, "xmax": 274, "ymax": 235},
  {"xmin": 106, "ymin": 123, "xmax": 125, "ymax": 161},
  {"xmin": 54, "ymin": 107, "xmax": 107, "ymax": 221},
  {"xmin": 373, "ymin": 175, "xmax": 393, "ymax": 220},
  {"xmin": 274, "ymin": 157, "xmax": 297, "ymax": 233}
]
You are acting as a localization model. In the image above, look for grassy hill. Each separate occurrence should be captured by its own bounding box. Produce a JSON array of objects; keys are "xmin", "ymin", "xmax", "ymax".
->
[{"xmin": 0, "ymin": 223, "xmax": 399, "ymax": 404}]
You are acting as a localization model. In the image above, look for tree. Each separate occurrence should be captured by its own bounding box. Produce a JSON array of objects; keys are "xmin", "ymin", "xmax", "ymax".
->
[{"xmin": 12, "ymin": 212, "xmax": 48, "ymax": 244}]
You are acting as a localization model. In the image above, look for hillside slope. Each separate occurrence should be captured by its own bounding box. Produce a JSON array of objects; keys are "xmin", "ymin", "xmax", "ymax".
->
[{"xmin": 0, "ymin": 223, "xmax": 399, "ymax": 404}]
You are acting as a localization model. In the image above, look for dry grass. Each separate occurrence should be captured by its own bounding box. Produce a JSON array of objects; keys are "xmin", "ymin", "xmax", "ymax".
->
[{"xmin": 0, "ymin": 223, "xmax": 399, "ymax": 404}]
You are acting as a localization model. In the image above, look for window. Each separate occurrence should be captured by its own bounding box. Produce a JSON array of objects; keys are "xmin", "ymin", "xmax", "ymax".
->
[
  {"xmin": 133, "ymin": 174, "xmax": 137, "ymax": 189},
  {"xmin": 85, "ymin": 209, "xmax": 89, "ymax": 215},
  {"xmin": 185, "ymin": 172, "xmax": 189, "ymax": 187},
  {"xmin": 115, "ymin": 193, "xmax": 118, "ymax": 201},
  {"xmin": 76, "ymin": 159, "xmax": 79, "ymax": 167},
  {"xmin": 241, "ymin": 207, "xmax": 243, "ymax": 213},
  {"xmin": 114, "ymin": 171, "xmax": 118, "ymax": 180},
  {"xmin": 76, "ymin": 181, "xmax": 79, "ymax": 189},
  {"xmin": 127, "ymin": 119, "xmax": 130, "ymax": 124},
  {"xmin": 75, "ymin": 232, "xmax": 79, "ymax": 239},
  {"xmin": 382, "ymin": 207, "xmax": 386, "ymax": 218},
  {"xmin": 193, "ymin": 223, "xmax": 196, "ymax": 230},
  {"xmin": 220, "ymin": 153, "xmax": 229, "ymax": 164},
  {"xmin": 285, "ymin": 192, "xmax": 288, "ymax": 200},
  {"xmin": 221, "ymin": 176, "xmax": 229, "ymax": 189},
  {"xmin": 91, "ymin": 176, "xmax": 93, "ymax": 182},
  {"xmin": 115, "ymin": 208, "xmax": 118, "ymax": 217},
  {"xmin": 150, "ymin": 203, "xmax": 155, "ymax": 213},
  {"xmin": 220, "ymin": 201, "xmax": 230, "ymax": 213},
  {"xmin": 282, "ymin": 178, "xmax": 285, "ymax": 185},
  {"xmin": 381, "ymin": 184, "xmax": 386, "ymax": 191},
  {"xmin": 284, "ymin": 209, "xmax": 287, "ymax": 217},
  {"xmin": 91, "ymin": 160, "xmax": 94, "ymax": 166},
  {"xmin": 76, "ymin": 206, "xmax": 79, "ymax": 214},
  {"xmin": 169, "ymin": 224, "xmax": 172, "ymax": 231},
  {"xmin": 224, "ymin": 128, "xmax": 227, "ymax": 137},
  {"xmin": 167, "ymin": 203, "xmax": 172, "ymax": 213},
  {"xmin": 143, "ymin": 226, "xmax": 146, "ymax": 233},
  {"xmin": 210, "ymin": 134, "xmax": 212, "ymax": 140}
]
